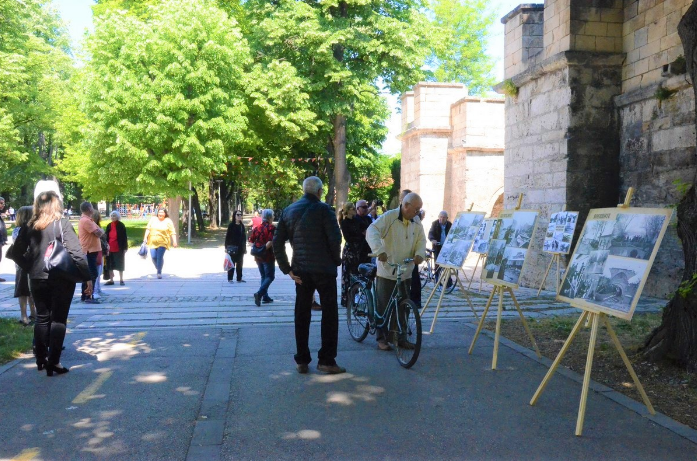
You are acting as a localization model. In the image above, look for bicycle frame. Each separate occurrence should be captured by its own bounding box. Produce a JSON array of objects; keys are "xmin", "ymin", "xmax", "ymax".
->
[{"xmin": 357, "ymin": 260, "xmax": 412, "ymax": 334}]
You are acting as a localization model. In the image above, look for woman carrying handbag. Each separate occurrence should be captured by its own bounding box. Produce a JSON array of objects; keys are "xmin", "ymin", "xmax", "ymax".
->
[
  {"xmin": 224, "ymin": 211, "xmax": 247, "ymax": 283},
  {"xmin": 12, "ymin": 184, "xmax": 92, "ymax": 376}
]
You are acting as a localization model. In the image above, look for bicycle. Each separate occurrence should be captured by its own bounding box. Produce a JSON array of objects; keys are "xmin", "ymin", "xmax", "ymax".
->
[
  {"xmin": 419, "ymin": 248, "xmax": 456, "ymax": 294},
  {"xmin": 346, "ymin": 258, "xmax": 422, "ymax": 368}
]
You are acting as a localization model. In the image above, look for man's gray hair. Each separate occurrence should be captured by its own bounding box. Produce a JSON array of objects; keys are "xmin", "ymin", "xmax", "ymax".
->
[
  {"xmin": 303, "ymin": 176, "xmax": 323, "ymax": 195},
  {"xmin": 80, "ymin": 201, "xmax": 93, "ymax": 213},
  {"xmin": 110, "ymin": 210, "xmax": 121, "ymax": 220},
  {"xmin": 261, "ymin": 208, "xmax": 274, "ymax": 222},
  {"xmin": 438, "ymin": 210, "xmax": 448, "ymax": 218}
]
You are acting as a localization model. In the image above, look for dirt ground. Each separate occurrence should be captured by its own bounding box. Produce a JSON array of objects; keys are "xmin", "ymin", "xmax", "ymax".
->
[{"xmin": 486, "ymin": 313, "xmax": 697, "ymax": 430}]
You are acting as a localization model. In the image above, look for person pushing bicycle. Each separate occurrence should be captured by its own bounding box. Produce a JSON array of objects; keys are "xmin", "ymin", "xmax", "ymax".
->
[{"xmin": 366, "ymin": 192, "xmax": 427, "ymax": 351}]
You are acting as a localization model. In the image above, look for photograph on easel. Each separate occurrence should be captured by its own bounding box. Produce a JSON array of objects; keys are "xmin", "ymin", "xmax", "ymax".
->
[
  {"xmin": 435, "ymin": 211, "xmax": 485, "ymax": 268},
  {"xmin": 472, "ymin": 218, "xmax": 497, "ymax": 254},
  {"xmin": 558, "ymin": 207, "xmax": 672, "ymax": 320},
  {"xmin": 483, "ymin": 210, "xmax": 539, "ymax": 288},
  {"xmin": 542, "ymin": 211, "xmax": 578, "ymax": 254}
]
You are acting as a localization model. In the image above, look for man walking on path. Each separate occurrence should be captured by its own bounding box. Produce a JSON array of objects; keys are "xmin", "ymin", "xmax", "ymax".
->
[
  {"xmin": 367, "ymin": 192, "xmax": 427, "ymax": 350},
  {"xmin": 273, "ymin": 176, "xmax": 345, "ymax": 374},
  {"xmin": 78, "ymin": 202, "xmax": 104, "ymax": 303}
]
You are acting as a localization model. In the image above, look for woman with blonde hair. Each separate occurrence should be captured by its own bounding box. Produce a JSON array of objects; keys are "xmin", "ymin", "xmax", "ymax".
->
[
  {"xmin": 338, "ymin": 202, "xmax": 363, "ymax": 307},
  {"xmin": 12, "ymin": 206, "xmax": 35, "ymax": 325},
  {"xmin": 12, "ymin": 186, "xmax": 91, "ymax": 375}
]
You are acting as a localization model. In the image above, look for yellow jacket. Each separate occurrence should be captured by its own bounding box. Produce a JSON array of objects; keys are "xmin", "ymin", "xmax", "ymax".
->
[{"xmin": 367, "ymin": 207, "xmax": 427, "ymax": 280}]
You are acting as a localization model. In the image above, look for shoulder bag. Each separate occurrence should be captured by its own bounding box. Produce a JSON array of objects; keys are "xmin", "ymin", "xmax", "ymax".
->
[{"xmin": 44, "ymin": 220, "xmax": 83, "ymax": 283}]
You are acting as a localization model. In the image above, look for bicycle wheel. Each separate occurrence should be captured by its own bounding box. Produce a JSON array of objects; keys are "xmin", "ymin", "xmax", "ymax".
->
[
  {"xmin": 394, "ymin": 299, "xmax": 422, "ymax": 368},
  {"xmin": 419, "ymin": 263, "xmax": 430, "ymax": 289},
  {"xmin": 434, "ymin": 268, "xmax": 456, "ymax": 294},
  {"xmin": 346, "ymin": 282, "xmax": 370, "ymax": 342}
]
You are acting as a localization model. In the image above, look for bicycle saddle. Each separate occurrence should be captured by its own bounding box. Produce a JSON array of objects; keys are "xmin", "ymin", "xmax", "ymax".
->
[{"xmin": 358, "ymin": 263, "xmax": 377, "ymax": 279}]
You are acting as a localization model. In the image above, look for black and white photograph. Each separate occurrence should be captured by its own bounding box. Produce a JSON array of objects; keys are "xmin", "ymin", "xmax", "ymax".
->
[
  {"xmin": 473, "ymin": 219, "xmax": 497, "ymax": 254},
  {"xmin": 575, "ymin": 218, "xmax": 615, "ymax": 255},
  {"xmin": 483, "ymin": 239, "xmax": 506, "ymax": 280},
  {"xmin": 542, "ymin": 211, "xmax": 578, "ymax": 254},
  {"xmin": 501, "ymin": 247, "xmax": 527, "ymax": 284},
  {"xmin": 437, "ymin": 239, "xmax": 474, "ymax": 268},
  {"xmin": 444, "ymin": 212, "xmax": 485, "ymax": 244},
  {"xmin": 594, "ymin": 256, "xmax": 648, "ymax": 312},
  {"xmin": 608, "ymin": 213, "xmax": 666, "ymax": 260}
]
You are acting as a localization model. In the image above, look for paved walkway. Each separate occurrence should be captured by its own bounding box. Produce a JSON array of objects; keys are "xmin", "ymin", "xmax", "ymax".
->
[{"xmin": 0, "ymin": 246, "xmax": 694, "ymax": 460}]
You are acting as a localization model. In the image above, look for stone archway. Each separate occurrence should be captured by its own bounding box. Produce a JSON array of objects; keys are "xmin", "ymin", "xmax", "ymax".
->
[{"xmin": 489, "ymin": 192, "xmax": 504, "ymax": 218}]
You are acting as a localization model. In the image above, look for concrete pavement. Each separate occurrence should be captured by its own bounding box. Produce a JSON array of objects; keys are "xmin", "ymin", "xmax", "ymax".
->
[{"xmin": 0, "ymin": 245, "xmax": 694, "ymax": 460}]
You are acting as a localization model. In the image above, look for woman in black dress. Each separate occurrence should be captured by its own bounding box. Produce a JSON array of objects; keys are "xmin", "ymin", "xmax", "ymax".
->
[
  {"xmin": 13, "ymin": 206, "xmax": 35, "ymax": 325},
  {"xmin": 224, "ymin": 210, "xmax": 247, "ymax": 283},
  {"xmin": 339, "ymin": 202, "xmax": 364, "ymax": 307}
]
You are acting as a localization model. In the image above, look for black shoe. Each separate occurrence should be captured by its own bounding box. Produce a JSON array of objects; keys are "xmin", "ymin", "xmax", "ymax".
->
[
  {"xmin": 311, "ymin": 301, "xmax": 322, "ymax": 311},
  {"xmin": 262, "ymin": 297, "xmax": 274, "ymax": 304},
  {"xmin": 296, "ymin": 363, "xmax": 309, "ymax": 374},
  {"xmin": 237, "ymin": 279, "xmax": 246, "ymax": 283},
  {"xmin": 317, "ymin": 363, "xmax": 346, "ymax": 374},
  {"xmin": 254, "ymin": 293, "xmax": 261, "ymax": 307},
  {"xmin": 46, "ymin": 363, "xmax": 69, "ymax": 376}
]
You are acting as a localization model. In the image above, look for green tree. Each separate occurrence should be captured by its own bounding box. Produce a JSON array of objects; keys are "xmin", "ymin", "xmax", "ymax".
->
[{"xmin": 426, "ymin": 0, "xmax": 497, "ymax": 95}]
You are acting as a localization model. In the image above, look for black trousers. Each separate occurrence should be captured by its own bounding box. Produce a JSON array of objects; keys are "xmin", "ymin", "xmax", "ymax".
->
[
  {"xmin": 294, "ymin": 272, "xmax": 339, "ymax": 366},
  {"xmin": 30, "ymin": 278, "xmax": 76, "ymax": 365},
  {"xmin": 226, "ymin": 251, "xmax": 244, "ymax": 281}
]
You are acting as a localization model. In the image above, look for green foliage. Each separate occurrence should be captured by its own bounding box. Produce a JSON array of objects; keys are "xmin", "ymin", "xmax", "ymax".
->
[
  {"xmin": 673, "ymin": 179, "xmax": 692, "ymax": 198},
  {"xmin": 0, "ymin": 318, "xmax": 34, "ymax": 365},
  {"xmin": 678, "ymin": 272, "xmax": 697, "ymax": 299},
  {"xmin": 654, "ymin": 84, "xmax": 677, "ymax": 106},
  {"xmin": 426, "ymin": 0, "xmax": 497, "ymax": 95},
  {"xmin": 501, "ymin": 79, "xmax": 519, "ymax": 98}
]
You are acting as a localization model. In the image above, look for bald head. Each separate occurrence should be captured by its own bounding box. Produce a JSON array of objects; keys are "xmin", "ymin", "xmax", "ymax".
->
[{"xmin": 401, "ymin": 193, "xmax": 423, "ymax": 220}]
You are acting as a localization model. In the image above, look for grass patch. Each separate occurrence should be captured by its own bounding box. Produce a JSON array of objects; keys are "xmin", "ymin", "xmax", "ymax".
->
[
  {"xmin": 486, "ymin": 312, "xmax": 697, "ymax": 429},
  {"xmin": 0, "ymin": 318, "xmax": 34, "ymax": 365}
]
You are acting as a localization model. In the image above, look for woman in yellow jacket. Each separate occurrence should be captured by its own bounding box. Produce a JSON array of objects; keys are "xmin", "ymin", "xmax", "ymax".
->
[{"xmin": 143, "ymin": 208, "xmax": 178, "ymax": 279}]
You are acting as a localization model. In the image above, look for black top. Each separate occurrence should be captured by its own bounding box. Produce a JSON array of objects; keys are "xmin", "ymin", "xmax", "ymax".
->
[
  {"xmin": 428, "ymin": 219, "xmax": 452, "ymax": 244},
  {"xmin": 225, "ymin": 221, "xmax": 247, "ymax": 254},
  {"xmin": 341, "ymin": 216, "xmax": 371, "ymax": 262},
  {"xmin": 273, "ymin": 193, "xmax": 342, "ymax": 276},
  {"xmin": 13, "ymin": 218, "xmax": 91, "ymax": 281},
  {"xmin": 105, "ymin": 221, "xmax": 129, "ymax": 251}
]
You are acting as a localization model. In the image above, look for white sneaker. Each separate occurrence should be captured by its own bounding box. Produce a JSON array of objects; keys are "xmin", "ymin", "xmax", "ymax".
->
[{"xmin": 93, "ymin": 293, "xmax": 101, "ymax": 300}]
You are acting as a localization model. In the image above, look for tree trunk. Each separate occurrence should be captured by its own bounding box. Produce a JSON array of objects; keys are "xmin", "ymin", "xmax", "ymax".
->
[
  {"xmin": 642, "ymin": 3, "xmax": 697, "ymax": 370},
  {"xmin": 332, "ymin": 113, "xmax": 349, "ymax": 208},
  {"xmin": 191, "ymin": 188, "xmax": 205, "ymax": 232},
  {"xmin": 208, "ymin": 177, "xmax": 219, "ymax": 229}
]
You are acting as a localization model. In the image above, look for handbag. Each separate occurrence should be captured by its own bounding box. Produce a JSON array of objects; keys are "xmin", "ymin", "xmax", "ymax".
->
[
  {"xmin": 138, "ymin": 242, "xmax": 148, "ymax": 258},
  {"xmin": 250, "ymin": 244, "xmax": 266, "ymax": 258},
  {"xmin": 226, "ymin": 245, "xmax": 239, "ymax": 257},
  {"xmin": 224, "ymin": 253, "xmax": 234, "ymax": 272},
  {"xmin": 44, "ymin": 220, "xmax": 84, "ymax": 283}
]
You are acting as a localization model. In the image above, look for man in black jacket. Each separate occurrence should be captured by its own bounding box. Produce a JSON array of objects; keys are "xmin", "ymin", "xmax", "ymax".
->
[
  {"xmin": 273, "ymin": 176, "xmax": 345, "ymax": 375},
  {"xmin": 428, "ymin": 211, "xmax": 452, "ymax": 261}
]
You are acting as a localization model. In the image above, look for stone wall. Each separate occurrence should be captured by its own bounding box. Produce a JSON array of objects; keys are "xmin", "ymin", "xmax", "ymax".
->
[{"xmin": 499, "ymin": 0, "xmax": 695, "ymax": 298}]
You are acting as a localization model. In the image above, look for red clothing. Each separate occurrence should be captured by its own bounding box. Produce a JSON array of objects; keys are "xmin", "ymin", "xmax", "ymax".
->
[
  {"xmin": 108, "ymin": 224, "xmax": 120, "ymax": 253},
  {"xmin": 249, "ymin": 221, "xmax": 275, "ymax": 263},
  {"xmin": 251, "ymin": 216, "xmax": 262, "ymax": 229}
]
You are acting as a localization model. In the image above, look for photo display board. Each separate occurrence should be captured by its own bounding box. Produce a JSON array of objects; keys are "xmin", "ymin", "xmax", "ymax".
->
[
  {"xmin": 558, "ymin": 207, "xmax": 673, "ymax": 320},
  {"xmin": 435, "ymin": 211, "xmax": 486, "ymax": 269},
  {"xmin": 483, "ymin": 209, "xmax": 539, "ymax": 288},
  {"xmin": 473, "ymin": 218, "xmax": 497, "ymax": 254},
  {"xmin": 542, "ymin": 211, "xmax": 579, "ymax": 254}
]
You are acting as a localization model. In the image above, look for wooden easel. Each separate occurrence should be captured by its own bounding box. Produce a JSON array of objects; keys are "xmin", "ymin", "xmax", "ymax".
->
[
  {"xmin": 468, "ymin": 253, "xmax": 487, "ymax": 293},
  {"xmin": 537, "ymin": 205, "xmax": 567, "ymax": 296},
  {"xmin": 468, "ymin": 283, "xmax": 541, "ymax": 369},
  {"xmin": 420, "ymin": 265, "xmax": 479, "ymax": 335},
  {"xmin": 537, "ymin": 253, "xmax": 562, "ymax": 296},
  {"xmin": 529, "ymin": 187, "xmax": 655, "ymax": 436}
]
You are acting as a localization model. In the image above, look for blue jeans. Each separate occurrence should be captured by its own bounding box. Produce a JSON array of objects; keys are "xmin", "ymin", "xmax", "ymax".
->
[
  {"xmin": 256, "ymin": 261, "xmax": 275, "ymax": 299},
  {"xmin": 150, "ymin": 246, "xmax": 167, "ymax": 274}
]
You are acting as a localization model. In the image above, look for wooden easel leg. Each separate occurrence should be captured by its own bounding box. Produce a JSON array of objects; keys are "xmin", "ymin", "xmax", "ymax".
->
[
  {"xmin": 492, "ymin": 286, "xmax": 505, "ymax": 370},
  {"xmin": 420, "ymin": 268, "xmax": 445, "ymax": 318},
  {"xmin": 507, "ymin": 288, "xmax": 541, "ymax": 358},
  {"xmin": 456, "ymin": 273, "xmax": 479, "ymax": 321},
  {"xmin": 468, "ymin": 287, "xmax": 497, "ymax": 354},
  {"xmin": 468, "ymin": 256, "xmax": 481, "ymax": 291},
  {"xmin": 602, "ymin": 316, "xmax": 656, "ymax": 415},
  {"xmin": 576, "ymin": 312, "xmax": 600, "ymax": 436},
  {"xmin": 425, "ymin": 268, "xmax": 451, "ymax": 335},
  {"xmin": 555, "ymin": 254, "xmax": 561, "ymax": 295},
  {"xmin": 530, "ymin": 311, "xmax": 589, "ymax": 406},
  {"xmin": 537, "ymin": 257, "xmax": 555, "ymax": 297}
]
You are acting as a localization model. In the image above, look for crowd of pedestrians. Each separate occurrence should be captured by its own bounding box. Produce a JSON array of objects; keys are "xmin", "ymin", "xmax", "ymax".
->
[{"xmin": 2, "ymin": 175, "xmax": 445, "ymax": 378}]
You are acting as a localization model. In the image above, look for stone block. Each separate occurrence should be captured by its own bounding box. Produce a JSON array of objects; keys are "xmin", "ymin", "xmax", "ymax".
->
[
  {"xmin": 596, "ymin": 36, "xmax": 617, "ymax": 52},
  {"xmin": 601, "ymin": 8, "xmax": 624, "ymax": 23},
  {"xmin": 640, "ymin": 67, "xmax": 663, "ymax": 86},
  {"xmin": 638, "ymin": 0, "xmax": 656, "ymax": 14},
  {"xmin": 624, "ymin": 1, "xmax": 639, "ymax": 21},
  {"xmin": 666, "ymin": 44, "xmax": 684, "ymax": 63},
  {"xmin": 606, "ymin": 22, "xmax": 623, "ymax": 38},
  {"xmin": 644, "ymin": 3, "xmax": 664, "ymax": 23},
  {"xmin": 634, "ymin": 26, "xmax": 648, "ymax": 48},
  {"xmin": 523, "ymin": 23, "xmax": 544, "ymax": 37},
  {"xmin": 665, "ymin": 9, "xmax": 682, "ymax": 33},
  {"xmin": 575, "ymin": 35, "xmax": 597, "ymax": 50},
  {"xmin": 570, "ymin": 6, "xmax": 601, "ymax": 22},
  {"xmin": 523, "ymin": 35, "xmax": 544, "ymax": 49},
  {"xmin": 626, "ymin": 12, "xmax": 646, "ymax": 35},
  {"xmin": 639, "ymin": 39, "xmax": 661, "ymax": 59},
  {"xmin": 647, "ymin": 16, "xmax": 667, "ymax": 44},
  {"xmin": 653, "ymin": 125, "xmax": 696, "ymax": 151},
  {"xmin": 585, "ymin": 21, "xmax": 608, "ymax": 37}
]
